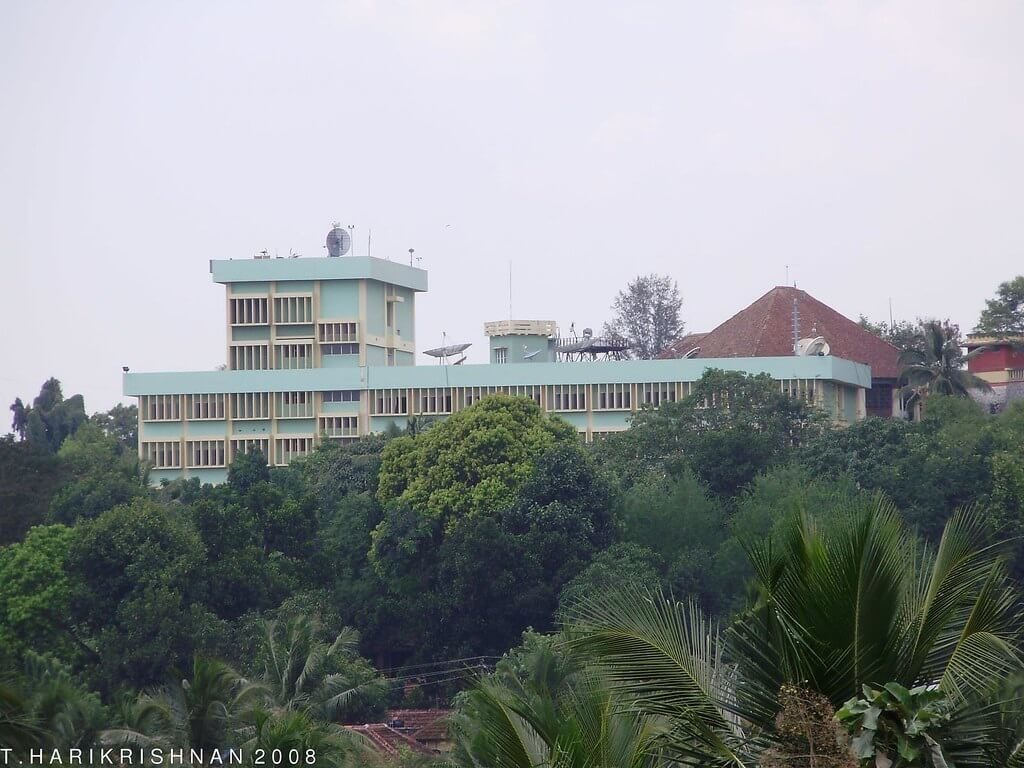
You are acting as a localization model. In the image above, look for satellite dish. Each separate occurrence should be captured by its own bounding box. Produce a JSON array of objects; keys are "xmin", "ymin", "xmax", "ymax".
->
[
  {"xmin": 682, "ymin": 346, "xmax": 701, "ymax": 359},
  {"xmin": 797, "ymin": 336, "xmax": 831, "ymax": 356},
  {"xmin": 523, "ymin": 349, "xmax": 541, "ymax": 360},
  {"xmin": 326, "ymin": 226, "xmax": 352, "ymax": 257}
]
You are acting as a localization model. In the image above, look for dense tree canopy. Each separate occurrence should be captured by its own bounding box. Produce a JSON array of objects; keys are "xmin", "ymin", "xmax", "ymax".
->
[{"xmin": 1, "ymin": 370, "xmax": 1023, "ymax": 766}]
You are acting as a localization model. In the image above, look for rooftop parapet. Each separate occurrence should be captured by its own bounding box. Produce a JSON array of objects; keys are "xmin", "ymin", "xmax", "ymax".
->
[{"xmin": 209, "ymin": 255, "xmax": 428, "ymax": 292}]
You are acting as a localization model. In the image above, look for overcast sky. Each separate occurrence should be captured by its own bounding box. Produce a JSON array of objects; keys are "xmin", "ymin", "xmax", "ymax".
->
[{"xmin": 1, "ymin": 0, "xmax": 1021, "ymax": 414}]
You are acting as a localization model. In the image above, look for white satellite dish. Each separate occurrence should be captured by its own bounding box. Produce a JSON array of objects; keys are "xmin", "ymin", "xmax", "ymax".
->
[{"xmin": 797, "ymin": 336, "xmax": 831, "ymax": 356}]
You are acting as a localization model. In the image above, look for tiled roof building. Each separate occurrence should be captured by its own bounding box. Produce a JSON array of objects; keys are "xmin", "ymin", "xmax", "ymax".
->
[{"xmin": 660, "ymin": 286, "xmax": 903, "ymax": 418}]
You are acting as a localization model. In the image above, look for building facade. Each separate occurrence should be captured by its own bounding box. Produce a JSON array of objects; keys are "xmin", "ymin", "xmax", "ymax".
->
[
  {"xmin": 965, "ymin": 335, "xmax": 1024, "ymax": 412},
  {"xmin": 124, "ymin": 244, "xmax": 874, "ymax": 485}
]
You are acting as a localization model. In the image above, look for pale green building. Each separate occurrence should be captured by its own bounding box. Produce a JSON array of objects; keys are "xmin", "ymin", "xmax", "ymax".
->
[{"xmin": 123, "ymin": 233, "xmax": 871, "ymax": 484}]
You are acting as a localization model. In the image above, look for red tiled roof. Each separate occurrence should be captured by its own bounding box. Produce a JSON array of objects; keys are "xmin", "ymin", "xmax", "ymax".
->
[
  {"xmin": 345, "ymin": 724, "xmax": 433, "ymax": 757},
  {"xmin": 386, "ymin": 709, "xmax": 451, "ymax": 743},
  {"xmin": 659, "ymin": 286, "xmax": 901, "ymax": 378}
]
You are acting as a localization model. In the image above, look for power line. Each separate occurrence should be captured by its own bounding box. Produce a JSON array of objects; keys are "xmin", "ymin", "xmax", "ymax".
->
[{"xmin": 376, "ymin": 655, "xmax": 500, "ymax": 675}]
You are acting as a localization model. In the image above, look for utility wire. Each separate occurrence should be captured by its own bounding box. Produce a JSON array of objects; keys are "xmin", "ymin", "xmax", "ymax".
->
[{"xmin": 377, "ymin": 655, "xmax": 501, "ymax": 674}]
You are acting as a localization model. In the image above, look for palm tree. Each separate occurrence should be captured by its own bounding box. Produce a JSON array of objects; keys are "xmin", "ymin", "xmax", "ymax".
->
[
  {"xmin": 102, "ymin": 657, "xmax": 266, "ymax": 753},
  {"xmin": 0, "ymin": 683, "xmax": 41, "ymax": 753},
  {"xmin": 242, "ymin": 708, "xmax": 368, "ymax": 768},
  {"xmin": 447, "ymin": 634, "xmax": 667, "ymax": 768},
  {"xmin": 898, "ymin": 320, "xmax": 992, "ymax": 404},
  {"xmin": 20, "ymin": 653, "xmax": 107, "ymax": 749},
  {"xmin": 567, "ymin": 498, "xmax": 1024, "ymax": 766},
  {"xmin": 257, "ymin": 616, "xmax": 386, "ymax": 723}
]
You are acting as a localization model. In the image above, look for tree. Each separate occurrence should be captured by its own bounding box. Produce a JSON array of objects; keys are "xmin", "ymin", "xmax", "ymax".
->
[
  {"xmin": 858, "ymin": 316, "xmax": 927, "ymax": 353},
  {"xmin": 90, "ymin": 403, "xmax": 138, "ymax": 452},
  {"xmin": 0, "ymin": 525, "xmax": 89, "ymax": 667},
  {"xmin": 103, "ymin": 658, "xmax": 265, "ymax": 752},
  {"xmin": 600, "ymin": 369, "xmax": 824, "ymax": 495},
  {"xmin": 65, "ymin": 498, "xmax": 209, "ymax": 690},
  {"xmin": 449, "ymin": 631, "xmax": 664, "ymax": 768},
  {"xmin": 899, "ymin": 320, "xmax": 991, "ymax": 403},
  {"xmin": 8, "ymin": 379, "xmax": 88, "ymax": 453},
  {"xmin": 0, "ymin": 436, "xmax": 61, "ymax": 545},
  {"xmin": 47, "ymin": 423, "xmax": 147, "ymax": 525},
  {"xmin": 602, "ymin": 273, "xmax": 684, "ymax": 359},
  {"xmin": 568, "ymin": 499, "xmax": 1024, "ymax": 766},
  {"xmin": 375, "ymin": 395, "xmax": 576, "ymax": 531},
  {"xmin": 256, "ymin": 616, "xmax": 386, "ymax": 724},
  {"xmin": 975, "ymin": 275, "xmax": 1024, "ymax": 336}
]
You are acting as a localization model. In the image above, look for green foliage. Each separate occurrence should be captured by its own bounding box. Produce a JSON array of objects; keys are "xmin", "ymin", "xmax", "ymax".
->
[
  {"xmin": 601, "ymin": 369, "xmax": 824, "ymax": 495},
  {"xmin": 65, "ymin": 499, "xmax": 209, "ymax": 690},
  {"xmin": 0, "ymin": 525, "xmax": 78, "ymax": 664},
  {"xmin": 836, "ymin": 683, "xmax": 954, "ymax": 767},
  {"xmin": 0, "ymin": 436, "xmax": 60, "ymax": 545},
  {"xmin": 48, "ymin": 423, "xmax": 146, "ymax": 525},
  {"xmin": 449, "ymin": 631, "xmax": 664, "ymax": 768},
  {"xmin": 899, "ymin": 320, "xmax": 991, "ymax": 402},
  {"xmin": 255, "ymin": 616, "xmax": 387, "ymax": 724},
  {"xmin": 858, "ymin": 316, "xmax": 927, "ymax": 353},
  {"xmin": 601, "ymin": 272, "xmax": 685, "ymax": 360},
  {"xmin": 9, "ymin": 379, "xmax": 88, "ymax": 453},
  {"xmin": 89, "ymin": 403, "xmax": 138, "ymax": 452},
  {"xmin": 567, "ymin": 499, "xmax": 1024, "ymax": 766},
  {"xmin": 375, "ymin": 395, "xmax": 575, "ymax": 525},
  {"xmin": 975, "ymin": 275, "xmax": 1024, "ymax": 336},
  {"xmin": 559, "ymin": 543, "xmax": 663, "ymax": 616}
]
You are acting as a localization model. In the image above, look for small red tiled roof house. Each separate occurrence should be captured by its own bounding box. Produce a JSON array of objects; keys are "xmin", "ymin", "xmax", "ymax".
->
[
  {"xmin": 659, "ymin": 286, "xmax": 904, "ymax": 418},
  {"xmin": 964, "ymin": 335, "xmax": 1024, "ymax": 412}
]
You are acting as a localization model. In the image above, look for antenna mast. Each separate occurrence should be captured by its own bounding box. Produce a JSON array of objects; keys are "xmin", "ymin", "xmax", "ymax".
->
[{"xmin": 792, "ymin": 297, "xmax": 801, "ymax": 355}]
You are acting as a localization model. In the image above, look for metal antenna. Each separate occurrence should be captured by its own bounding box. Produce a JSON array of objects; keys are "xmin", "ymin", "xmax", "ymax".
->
[
  {"xmin": 347, "ymin": 225, "xmax": 356, "ymax": 257},
  {"xmin": 409, "ymin": 248, "xmax": 415, "ymax": 266},
  {"xmin": 792, "ymin": 297, "xmax": 801, "ymax": 355}
]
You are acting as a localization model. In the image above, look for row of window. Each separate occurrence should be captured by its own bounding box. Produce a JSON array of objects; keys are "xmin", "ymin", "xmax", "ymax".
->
[
  {"xmin": 142, "ymin": 391, "xmax": 331, "ymax": 421},
  {"xmin": 229, "ymin": 296, "xmax": 321, "ymax": 327},
  {"xmin": 366, "ymin": 382, "xmax": 685, "ymax": 416},
  {"xmin": 274, "ymin": 295, "xmax": 313, "ymax": 324},
  {"xmin": 230, "ymin": 297, "xmax": 269, "ymax": 325},
  {"xmin": 142, "ymin": 435, "xmax": 325, "ymax": 469},
  {"xmin": 319, "ymin": 322, "xmax": 358, "ymax": 343},
  {"xmin": 229, "ymin": 340, "xmax": 359, "ymax": 370},
  {"xmin": 144, "ymin": 380, "xmax": 833, "ymax": 424}
]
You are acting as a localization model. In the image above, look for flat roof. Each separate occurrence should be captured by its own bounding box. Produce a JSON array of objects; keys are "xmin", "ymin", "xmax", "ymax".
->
[
  {"xmin": 209, "ymin": 256, "xmax": 428, "ymax": 292},
  {"xmin": 123, "ymin": 356, "xmax": 872, "ymax": 396}
]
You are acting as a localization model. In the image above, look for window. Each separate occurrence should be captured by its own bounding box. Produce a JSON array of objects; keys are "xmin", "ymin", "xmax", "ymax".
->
[
  {"xmin": 640, "ymin": 382, "xmax": 676, "ymax": 407},
  {"xmin": 231, "ymin": 343, "xmax": 270, "ymax": 370},
  {"xmin": 142, "ymin": 395, "xmax": 181, "ymax": 421},
  {"xmin": 319, "ymin": 416, "xmax": 358, "ymax": 438},
  {"xmin": 187, "ymin": 440, "xmax": 226, "ymax": 468},
  {"xmin": 275, "ymin": 437, "xmax": 313, "ymax": 465},
  {"xmin": 415, "ymin": 388, "xmax": 453, "ymax": 415},
  {"xmin": 273, "ymin": 295, "xmax": 313, "ymax": 324},
  {"xmin": 865, "ymin": 383, "xmax": 892, "ymax": 412},
  {"xmin": 230, "ymin": 438, "xmax": 270, "ymax": 463},
  {"xmin": 319, "ymin": 321, "xmax": 358, "ymax": 343},
  {"xmin": 387, "ymin": 348, "xmax": 396, "ymax": 366},
  {"xmin": 185, "ymin": 393, "xmax": 225, "ymax": 420},
  {"xmin": 370, "ymin": 390, "xmax": 408, "ymax": 415},
  {"xmin": 322, "ymin": 343, "xmax": 358, "ymax": 355},
  {"xmin": 230, "ymin": 392, "xmax": 270, "ymax": 419},
  {"xmin": 322, "ymin": 390, "xmax": 360, "ymax": 403},
  {"xmin": 274, "ymin": 342, "xmax": 313, "ymax": 370},
  {"xmin": 547, "ymin": 384, "xmax": 586, "ymax": 411},
  {"xmin": 781, "ymin": 379, "xmax": 816, "ymax": 404},
  {"xmin": 594, "ymin": 383, "xmax": 631, "ymax": 410},
  {"xmin": 494, "ymin": 347, "xmax": 508, "ymax": 364},
  {"xmin": 142, "ymin": 441, "xmax": 181, "ymax": 468},
  {"xmin": 230, "ymin": 297, "xmax": 268, "ymax": 325},
  {"xmin": 276, "ymin": 391, "xmax": 313, "ymax": 418}
]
